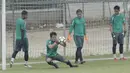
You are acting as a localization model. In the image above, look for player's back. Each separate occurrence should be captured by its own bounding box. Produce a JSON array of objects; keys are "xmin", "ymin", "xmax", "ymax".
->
[{"xmin": 16, "ymin": 18, "xmax": 25, "ymax": 39}]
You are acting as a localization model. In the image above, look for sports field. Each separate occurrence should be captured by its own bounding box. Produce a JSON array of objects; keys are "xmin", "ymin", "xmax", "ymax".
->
[{"xmin": 0, "ymin": 59, "xmax": 130, "ymax": 73}]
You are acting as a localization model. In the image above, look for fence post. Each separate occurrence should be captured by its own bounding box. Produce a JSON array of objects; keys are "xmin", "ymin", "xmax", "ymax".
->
[{"xmin": 123, "ymin": 1, "xmax": 129, "ymax": 51}]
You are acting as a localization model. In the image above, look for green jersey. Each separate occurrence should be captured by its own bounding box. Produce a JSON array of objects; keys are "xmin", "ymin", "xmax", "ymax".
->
[
  {"xmin": 69, "ymin": 17, "xmax": 86, "ymax": 36},
  {"xmin": 16, "ymin": 18, "xmax": 27, "ymax": 39},
  {"xmin": 46, "ymin": 40, "xmax": 58, "ymax": 57},
  {"xmin": 110, "ymin": 13, "xmax": 125, "ymax": 33}
]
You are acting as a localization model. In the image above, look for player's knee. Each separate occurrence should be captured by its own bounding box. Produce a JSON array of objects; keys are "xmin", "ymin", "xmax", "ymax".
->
[{"xmin": 46, "ymin": 58, "xmax": 52, "ymax": 62}]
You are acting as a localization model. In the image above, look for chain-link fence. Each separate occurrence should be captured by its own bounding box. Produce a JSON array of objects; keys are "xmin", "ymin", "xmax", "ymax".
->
[{"xmin": 1, "ymin": 0, "xmax": 129, "ymax": 60}]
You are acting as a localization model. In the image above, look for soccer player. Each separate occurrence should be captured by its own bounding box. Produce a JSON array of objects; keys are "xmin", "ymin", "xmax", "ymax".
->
[
  {"xmin": 10, "ymin": 10, "xmax": 32, "ymax": 68},
  {"xmin": 46, "ymin": 32, "xmax": 78, "ymax": 69},
  {"xmin": 67, "ymin": 9, "xmax": 88, "ymax": 64},
  {"xmin": 110, "ymin": 5, "xmax": 127, "ymax": 61}
]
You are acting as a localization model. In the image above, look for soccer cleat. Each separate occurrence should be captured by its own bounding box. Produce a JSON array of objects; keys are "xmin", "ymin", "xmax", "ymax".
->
[
  {"xmin": 75, "ymin": 61, "xmax": 79, "ymax": 64},
  {"xmin": 53, "ymin": 64, "xmax": 59, "ymax": 69},
  {"xmin": 120, "ymin": 57, "xmax": 127, "ymax": 60},
  {"xmin": 24, "ymin": 64, "xmax": 32, "ymax": 68},
  {"xmin": 80, "ymin": 61, "xmax": 86, "ymax": 64},
  {"xmin": 114, "ymin": 58, "xmax": 118, "ymax": 61},
  {"xmin": 54, "ymin": 65, "xmax": 59, "ymax": 69},
  {"xmin": 71, "ymin": 65, "xmax": 78, "ymax": 68},
  {"xmin": 10, "ymin": 61, "xmax": 13, "ymax": 68}
]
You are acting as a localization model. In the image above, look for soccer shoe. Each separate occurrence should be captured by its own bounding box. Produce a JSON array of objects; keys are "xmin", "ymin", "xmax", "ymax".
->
[
  {"xmin": 10, "ymin": 61, "xmax": 13, "ymax": 68},
  {"xmin": 114, "ymin": 58, "xmax": 118, "ymax": 61},
  {"xmin": 120, "ymin": 57, "xmax": 127, "ymax": 60},
  {"xmin": 24, "ymin": 64, "xmax": 32, "ymax": 68},
  {"xmin": 71, "ymin": 65, "xmax": 78, "ymax": 68},
  {"xmin": 75, "ymin": 61, "xmax": 79, "ymax": 64},
  {"xmin": 54, "ymin": 65, "xmax": 59, "ymax": 69},
  {"xmin": 80, "ymin": 61, "xmax": 86, "ymax": 64}
]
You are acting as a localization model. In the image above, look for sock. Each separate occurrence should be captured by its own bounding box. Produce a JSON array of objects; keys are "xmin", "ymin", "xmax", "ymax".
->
[
  {"xmin": 11, "ymin": 58, "xmax": 14, "ymax": 62},
  {"xmin": 120, "ymin": 54, "xmax": 123, "ymax": 58},
  {"xmin": 75, "ymin": 49, "xmax": 79, "ymax": 62},
  {"xmin": 24, "ymin": 51, "xmax": 29, "ymax": 61},
  {"xmin": 47, "ymin": 62, "xmax": 59, "ymax": 68},
  {"xmin": 79, "ymin": 47, "xmax": 83, "ymax": 62},
  {"xmin": 25, "ymin": 61, "xmax": 28, "ymax": 65},
  {"xmin": 113, "ymin": 54, "xmax": 116, "ymax": 58}
]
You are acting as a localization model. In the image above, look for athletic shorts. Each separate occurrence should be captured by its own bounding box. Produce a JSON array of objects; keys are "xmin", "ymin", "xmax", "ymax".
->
[
  {"xmin": 46, "ymin": 54, "xmax": 66, "ymax": 62},
  {"xmin": 112, "ymin": 32, "xmax": 124, "ymax": 44},
  {"xmin": 14, "ymin": 38, "xmax": 29, "ymax": 52},
  {"xmin": 73, "ymin": 35, "xmax": 84, "ymax": 48}
]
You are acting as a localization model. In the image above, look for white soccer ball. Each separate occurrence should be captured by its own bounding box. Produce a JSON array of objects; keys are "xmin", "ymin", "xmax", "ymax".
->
[{"xmin": 58, "ymin": 36, "xmax": 66, "ymax": 42}]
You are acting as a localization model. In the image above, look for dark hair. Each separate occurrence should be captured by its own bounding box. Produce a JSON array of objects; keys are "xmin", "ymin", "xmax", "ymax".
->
[
  {"xmin": 76, "ymin": 9, "xmax": 82, "ymax": 14},
  {"xmin": 21, "ymin": 10, "xmax": 28, "ymax": 15},
  {"xmin": 114, "ymin": 5, "xmax": 120, "ymax": 10},
  {"xmin": 50, "ymin": 32, "xmax": 57, "ymax": 38}
]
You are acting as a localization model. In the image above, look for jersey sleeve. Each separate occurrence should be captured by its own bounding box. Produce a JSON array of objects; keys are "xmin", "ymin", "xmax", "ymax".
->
[
  {"xmin": 69, "ymin": 19, "xmax": 75, "ymax": 34},
  {"xmin": 110, "ymin": 16, "xmax": 113, "ymax": 25},
  {"xmin": 122, "ymin": 14, "xmax": 126, "ymax": 24},
  {"xmin": 20, "ymin": 20, "xmax": 25, "ymax": 30},
  {"xmin": 46, "ymin": 40, "xmax": 52, "ymax": 47},
  {"xmin": 84, "ymin": 23, "xmax": 86, "ymax": 35},
  {"xmin": 83, "ymin": 19, "xmax": 87, "ymax": 35}
]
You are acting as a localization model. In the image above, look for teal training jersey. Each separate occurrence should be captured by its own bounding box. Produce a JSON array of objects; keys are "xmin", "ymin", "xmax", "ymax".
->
[
  {"xmin": 46, "ymin": 40, "xmax": 58, "ymax": 57},
  {"xmin": 16, "ymin": 18, "xmax": 27, "ymax": 39},
  {"xmin": 69, "ymin": 17, "xmax": 86, "ymax": 36},
  {"xmin": 110, "ymin": 13, "xmax": 125, "ymax": 33}
]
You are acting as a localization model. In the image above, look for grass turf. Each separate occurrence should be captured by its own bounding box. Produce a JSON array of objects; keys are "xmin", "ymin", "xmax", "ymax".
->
[{"xmin": 0, "ymin": 59, "xmax": 130, "ymax": 73}]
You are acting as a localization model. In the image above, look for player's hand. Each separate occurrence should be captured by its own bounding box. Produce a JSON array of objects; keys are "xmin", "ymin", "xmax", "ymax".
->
[
  {"xmin": 84, "ymin": 35, "xmax": 88, "ymax": 41},
  {"xmin": 55, "ymin": 39, "xmax": 60, "ymax": 45},
  {"xmin": 84, "ymin": 35, "xmax": 88, "ymax": 44},
  {"xmin": 67, "ymin": 34, "xmax": 72, "ymax": 42},
  {"xmin": 60, "ymin": 41, "xmax": 66, "ymax": 47},
  {"xmin": 124, "ymin": 30, "xmax": 127, "ymax": 37}
]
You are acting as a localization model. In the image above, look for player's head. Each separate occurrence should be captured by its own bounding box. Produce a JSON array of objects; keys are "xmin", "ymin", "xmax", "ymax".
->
[
  {"xmin": 114, "ymin": 5, "xmax": 120, "ymax": 14},
  {"xmin": 76, "ymin": 9, "xmax": 82, "ymax": 18},
  {"xmin": 50, "ymin": 32, "xmax": 57, "ymax": 41},
  {"xmin": 21, "ymin": 10, "xmax": 28, "ymax": 19}
]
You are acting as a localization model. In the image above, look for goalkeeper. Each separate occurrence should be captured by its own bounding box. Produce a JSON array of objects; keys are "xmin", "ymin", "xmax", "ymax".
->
[
  {"xmin": 67, "ymin": 9, "xmax": 88, "ymax": 64},
  {"xmin": 45, "ymin": 32, "xmax": 78, "ymax": 69}
]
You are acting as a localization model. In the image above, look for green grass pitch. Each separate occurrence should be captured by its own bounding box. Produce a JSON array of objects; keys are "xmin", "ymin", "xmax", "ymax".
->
[{"xmin": 0, "ymin": 59, "xmax": 130, "ymax": 73}]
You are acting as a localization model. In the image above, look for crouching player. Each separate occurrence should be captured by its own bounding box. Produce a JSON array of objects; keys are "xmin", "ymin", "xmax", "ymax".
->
[{"xmin": 46, "ymin": 32, "xmax": 78, "ymax": 69}]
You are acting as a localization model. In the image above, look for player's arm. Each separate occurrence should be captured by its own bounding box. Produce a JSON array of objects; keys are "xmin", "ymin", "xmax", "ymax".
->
[
  {"xmin": 69, "ymin": 20, "xmax": 75, "ymax": 35},
  {"xmin": 59, "ymin": 42, "xmax": 66, "ymax": 47},
  {"xmin": 123, "ymin": 15, "xmax": 127, "ymax": 35},
  {"xmin": 67, "ymin": 20, "xmax": 75, "ymax": 41},
  {"xmin": 84, "ymin": 20, "xmax": 88, "ymax": 40},
  {"xmin": 47, "ymin": 41, "xmax": 60, "ymax": 49},
  {"xmin": 20, "ymin": 21, "xmax": 25, "ymax": 41}
]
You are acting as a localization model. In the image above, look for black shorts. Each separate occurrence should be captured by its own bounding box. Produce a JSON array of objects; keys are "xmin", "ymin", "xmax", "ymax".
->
[
  {"xmin": 14, "ymin": 38, "xmax": 29, "ymax": 52},
  {"xmin": 73, "ymin": 35, "xmax": 84, "ymax": 48},
  {"xmin": 112, "ymin": 32, "xmax": 124, "ymax": 44},
  {"xmin": 46, "ymin": 54, "xmax": 66, "ymax": 62}
]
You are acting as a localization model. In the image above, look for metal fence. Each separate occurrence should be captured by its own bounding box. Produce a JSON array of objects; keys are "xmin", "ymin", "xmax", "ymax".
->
[{"xmin": 0, "ymin": 0, "xmax": 130, "ymax": 59}]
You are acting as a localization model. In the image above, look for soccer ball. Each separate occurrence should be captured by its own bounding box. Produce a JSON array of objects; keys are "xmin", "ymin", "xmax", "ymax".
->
[
  {"xmin": 58, "ymin": 36, "xmax": 66, "ymax": 42},
  {"xmin": 58, "ymin": 36, "xmax": 66, "ymax": 47}
]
